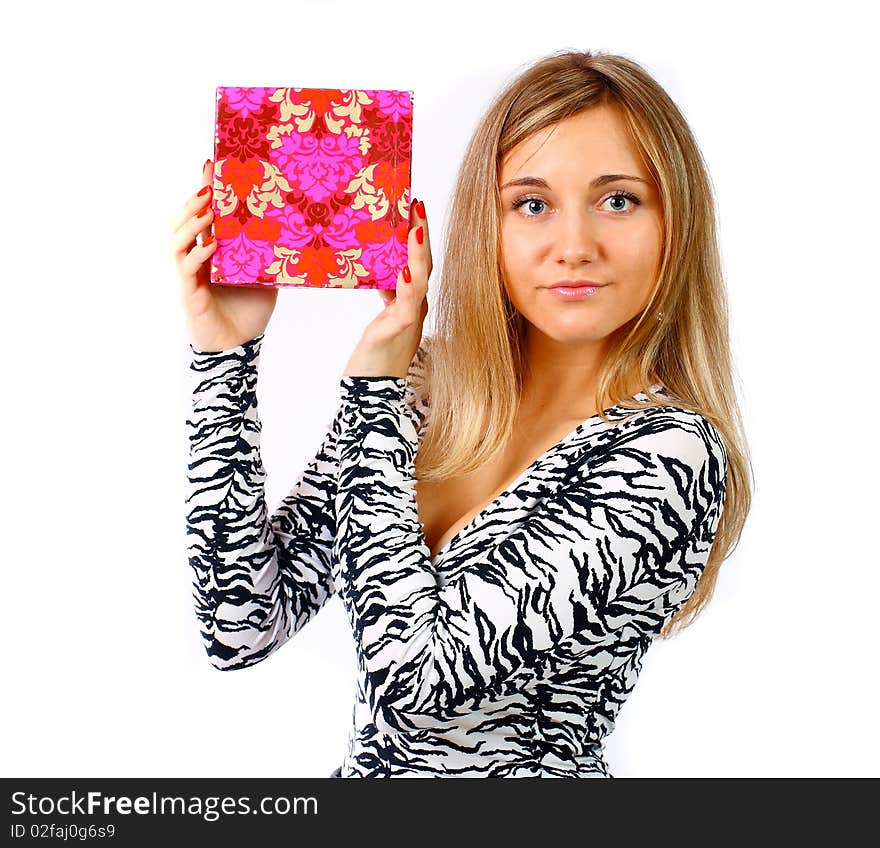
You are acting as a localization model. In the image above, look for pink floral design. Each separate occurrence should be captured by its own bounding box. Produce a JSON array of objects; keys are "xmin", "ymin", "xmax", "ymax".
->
[{"xmin": 211, "ymin": 86, "xmax": 413, "ymax": 289}]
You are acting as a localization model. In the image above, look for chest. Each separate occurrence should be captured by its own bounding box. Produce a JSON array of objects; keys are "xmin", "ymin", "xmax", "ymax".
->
[{"xmin": 415, "ymin": 414, "xmax": 586, "ymax": 561}]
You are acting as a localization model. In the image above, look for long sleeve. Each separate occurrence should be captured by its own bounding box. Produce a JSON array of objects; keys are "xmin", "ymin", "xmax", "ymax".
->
[
  {"xmin": 331, "ymin": 377, "xmax": 728, "ymax": 732},
  {"xmin": 185, "ymin": 335, "xmax": 431, "ymax": 672},
  {"xmin": 186, "ymin": 333, "xmax": 344, "ymax": 670}
]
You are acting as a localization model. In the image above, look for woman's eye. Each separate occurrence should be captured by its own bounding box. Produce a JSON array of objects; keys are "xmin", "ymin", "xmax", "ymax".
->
[
  {"xmin": 511, "ymin": 197, "xmax": 547, "ymax": 216},
  {"xmin": 602, "ymin": 192, "xmax": 640, "ymax": 212},
  {"xmin": 511, "ymin": 191, "xmax": 641, "ymax": 218}
]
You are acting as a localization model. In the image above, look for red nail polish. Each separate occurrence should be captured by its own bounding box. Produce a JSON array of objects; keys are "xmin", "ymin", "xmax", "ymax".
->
[
  {"xmin": 403, "ymin": 264, "xmax": 411, "ymax": 283},
  {"xmin": 416, "ymin": 200, "xmax": 425, "ymax": 218},
  {"xmin": 416, "ymin": 226, "xmax": 424, "ymax": 245},
  {"xmin": 197, "ymin": 185, "xmax": 210, "ymax": 197}
]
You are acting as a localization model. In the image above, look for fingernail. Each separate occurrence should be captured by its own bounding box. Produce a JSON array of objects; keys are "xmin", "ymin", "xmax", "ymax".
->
[
  {"xmin": 403, "ymin": 264, "xmax": 411, "ymax": 283},
  {"xmin": 204, "ymin": 159, "xmax": 212, "ymax": 170},
  {"xmin": 197, "ymin": 185, "xmax": 210, "ymax": 197},
  {"xmin": 415, "ymin": 226, "xmax": 424, "ymax": 245},
  {"xmin": 203, "ymin": 235, "xmax": 214, "ymax": 247},
  {"xmin": 416, "ymin": 199, "xmax": 425, "ymax": 218}
]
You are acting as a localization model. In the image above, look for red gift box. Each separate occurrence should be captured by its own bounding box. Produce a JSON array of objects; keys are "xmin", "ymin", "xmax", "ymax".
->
[{"xmin": 210, "ymin": 86, "xmax": 414, "ymax": 290}]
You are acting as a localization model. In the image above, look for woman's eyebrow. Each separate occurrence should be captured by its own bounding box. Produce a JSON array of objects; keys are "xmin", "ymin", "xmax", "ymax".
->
[{"xmin": 499, "ymin": 174, "xmax": 649, "ymax": 190}]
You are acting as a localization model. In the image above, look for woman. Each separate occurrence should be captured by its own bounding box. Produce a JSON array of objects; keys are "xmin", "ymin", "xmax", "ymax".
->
[{"xmin": 173, "ymin": 49, "xmax": 751, "ymax": 778}]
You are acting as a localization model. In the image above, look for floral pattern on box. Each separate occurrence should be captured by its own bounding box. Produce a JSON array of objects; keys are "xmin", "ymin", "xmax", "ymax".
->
[{"xmin": 210, "ymin": 87, "xmax": 414, "ymax": 290}]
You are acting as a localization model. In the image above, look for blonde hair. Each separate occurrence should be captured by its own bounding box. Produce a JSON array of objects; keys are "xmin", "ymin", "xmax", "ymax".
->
[{"xmin": 414, "ymin": 49, "xmax": 752, "ymax": 638}]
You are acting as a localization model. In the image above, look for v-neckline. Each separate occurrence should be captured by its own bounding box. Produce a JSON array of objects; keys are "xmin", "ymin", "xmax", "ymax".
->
[{"xmin": 427, "ymin": 384, "xmax": 664, "ymax": 566}]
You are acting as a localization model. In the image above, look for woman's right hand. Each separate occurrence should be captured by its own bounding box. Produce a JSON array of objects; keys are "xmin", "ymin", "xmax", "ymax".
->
[{"xmin": 170, "ymin": 159, "xmax": 278, "ymax": 353}]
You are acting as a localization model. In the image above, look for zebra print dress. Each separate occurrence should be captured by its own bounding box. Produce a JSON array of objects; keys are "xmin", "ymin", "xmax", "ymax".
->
[{"xmin": 186, "ymin": 332, "xmax": 728, "ymax": 778}]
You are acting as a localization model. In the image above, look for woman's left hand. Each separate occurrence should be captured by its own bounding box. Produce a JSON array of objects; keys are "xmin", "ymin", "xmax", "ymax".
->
[{"xmin": 342, "ymin": 198, "xmax": 431, "ymax": 379}]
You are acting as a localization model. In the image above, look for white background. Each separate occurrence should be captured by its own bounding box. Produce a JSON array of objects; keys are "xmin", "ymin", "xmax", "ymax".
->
[{"xmin": 3, "ymin": 0, "xmax": 877, "ymax": 778}]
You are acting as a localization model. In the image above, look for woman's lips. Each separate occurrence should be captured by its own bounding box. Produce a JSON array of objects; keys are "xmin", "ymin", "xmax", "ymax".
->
[{"xmin": 544, "ymin": 283, "xmax": 607, "ymax": 300}]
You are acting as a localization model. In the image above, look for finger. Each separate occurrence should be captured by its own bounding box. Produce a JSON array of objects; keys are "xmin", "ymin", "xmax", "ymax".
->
[
  {"xmin": 411, "ymin": 197, "xmax": 429, "ymax": 241},
  {"xmin": 409, "ymin": 198, "xmax": 432, "ymax": 282},
  {"xmin": 171, "ymin": 168, "xmax": 215, "ymax": 258},
  {"xmin": 193, "ymin": 159, "xmax": 217, "ymax": 254},
  {"xmin": 171, "ymin": 203, "xmax": 212, "ymax": 259},
  {"xmin": 405, "ymin": 228, "xmax": 431, "ymax": 300},
  {"xmin": 170, "ymin": 200, "xmax": 214, "ymax": 259},
  {"xmin": 394, "ymin": 263, "xmax": 412, "ymax": 316},
  {"xmin": 170, "ymin": 159, "xmax": 214, "ymax": 238},
  {"xmin": 394, "ymin": 258, "xmax": 425, "ymax": 322},
  {"xmin": 177, "ymin": 237, "xmax": 217, "ymax": 284},
  {"xmin": 391, "ymin": 198, "xmax": 430, "ymax": 319},
  {"xmin": 171, "ymin": 177, "xmax": 212, "ymax": 235}
]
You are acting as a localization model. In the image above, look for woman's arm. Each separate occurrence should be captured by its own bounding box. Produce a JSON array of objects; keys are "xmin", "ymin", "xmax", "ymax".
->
[
  {"xmin": 185, "ymin": 335, "xmax": 429, "ymax": 671},
  {"xmin": 330, "ymin": 376, "xmax": 728, "ymax": 731},
  {"xmin": 185, "ymin": 333, "xmax": 336, "ymax": 669}
]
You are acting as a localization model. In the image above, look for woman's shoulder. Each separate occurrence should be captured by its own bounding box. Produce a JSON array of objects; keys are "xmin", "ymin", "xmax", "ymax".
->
[{"xmin": 611, "ymin": 395, "xmax": 728, "ymax": 480}]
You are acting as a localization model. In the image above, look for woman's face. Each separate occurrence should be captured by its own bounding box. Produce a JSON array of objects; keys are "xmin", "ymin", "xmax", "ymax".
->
[{"xmin": 498, "ymin": 105, "xmax": 663, "ymax": 353}]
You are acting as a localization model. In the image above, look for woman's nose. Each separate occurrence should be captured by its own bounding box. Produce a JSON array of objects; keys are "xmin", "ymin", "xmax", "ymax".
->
[{"xmin": 555, "ymin": 210, "xmax": 600, "ymax": 260}]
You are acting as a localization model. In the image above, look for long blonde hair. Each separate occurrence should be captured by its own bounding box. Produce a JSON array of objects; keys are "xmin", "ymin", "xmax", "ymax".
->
[{"xmin": 414, "ymin": 49, "xmax": 752, "ymax": 638}]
